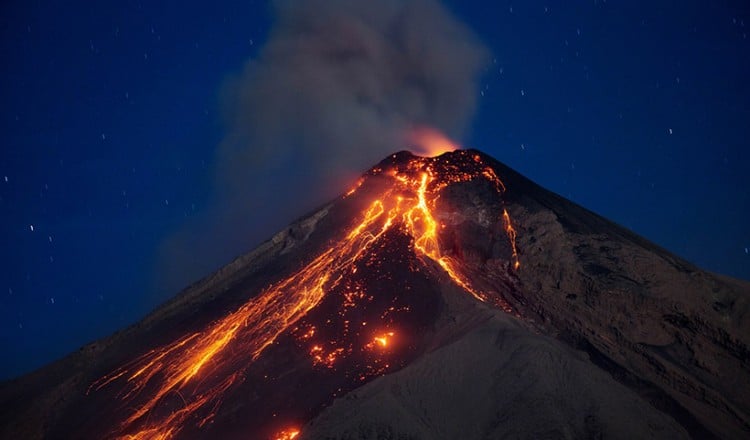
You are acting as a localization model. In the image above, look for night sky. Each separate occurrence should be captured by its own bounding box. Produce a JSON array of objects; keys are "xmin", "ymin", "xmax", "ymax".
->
[{"xmin": 1, "ymin": 1, "xmax": 748, "ymax": 380}]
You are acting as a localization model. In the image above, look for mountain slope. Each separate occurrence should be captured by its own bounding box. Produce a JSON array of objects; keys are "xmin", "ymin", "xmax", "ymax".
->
[
  {"xmin": 304, "ymin": 308, "xmax": 688, "ymax": 439},
  {"xmin": 1, "ymin": 150, "xmax": 747, "ymax": 439},
  {"xmin": 487, "ymin": 156, "xmax": 750, "ymax": 439}
]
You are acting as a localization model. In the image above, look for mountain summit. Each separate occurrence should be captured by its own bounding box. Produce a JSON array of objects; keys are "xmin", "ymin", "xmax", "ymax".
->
[{"xmin": 2, "ymin": 150, "xmax": 748, "ymax": 439}]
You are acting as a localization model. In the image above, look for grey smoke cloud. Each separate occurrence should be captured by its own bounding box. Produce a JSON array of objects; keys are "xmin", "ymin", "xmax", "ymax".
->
[{"xmin": 157, "ymin": 0, "xmax": 489, "ymax": 296}]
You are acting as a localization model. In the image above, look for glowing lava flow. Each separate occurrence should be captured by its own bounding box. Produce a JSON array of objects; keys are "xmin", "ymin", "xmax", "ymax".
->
[
  {"xmin": 91, "ymin": 150, "xmax": 520, "ymax": 439},
  {"xmin": 273, "ymin": 428, "xmax": 300, "ymax": 440}
]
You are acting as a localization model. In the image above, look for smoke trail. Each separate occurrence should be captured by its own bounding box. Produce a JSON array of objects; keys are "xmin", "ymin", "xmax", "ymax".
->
[{"xmin": 158, "ymin": 0, "xmax": 488, "ymax": 296}]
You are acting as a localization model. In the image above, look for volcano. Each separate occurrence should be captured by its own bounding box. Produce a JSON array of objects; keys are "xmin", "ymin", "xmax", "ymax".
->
[{"xmin": 1, "ymin": 150, "xmax": 748, "ymax": 439}]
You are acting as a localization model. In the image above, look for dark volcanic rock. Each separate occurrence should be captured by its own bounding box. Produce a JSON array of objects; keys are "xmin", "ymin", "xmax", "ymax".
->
[
  {"xmin": 1, "ymin": 149, "xmax": 747, "ymax": 439},
  {"xmin": 485, "ymin": 155, "xmax": 750, "ymax": 439}
]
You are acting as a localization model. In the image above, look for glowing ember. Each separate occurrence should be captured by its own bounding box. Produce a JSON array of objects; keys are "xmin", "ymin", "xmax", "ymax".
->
[
  {"xmin": 273, "ymin": 428, "xmax": 300, "ymax": 440},
  {"xmin": 370, "ymin": 332, "xmax": 395, "ymax": 348},
  {"xmin": 91, "ymin": 149, "xmax": 521, "ymax": 438}
]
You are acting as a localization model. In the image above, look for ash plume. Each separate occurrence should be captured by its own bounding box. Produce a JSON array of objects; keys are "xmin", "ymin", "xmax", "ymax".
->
[{"xmin": 158, "ymin": 0, "xmax": 489, "ymax": 296}]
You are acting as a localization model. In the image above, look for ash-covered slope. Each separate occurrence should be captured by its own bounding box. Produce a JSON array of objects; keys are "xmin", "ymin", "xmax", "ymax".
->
[
  {"xmin": 304, "ymin": 295, "xmax": 689, "ymax": 439},
  {"xmin": 1, "ymin": 150, "xmax": 748, "ymax": 440}
]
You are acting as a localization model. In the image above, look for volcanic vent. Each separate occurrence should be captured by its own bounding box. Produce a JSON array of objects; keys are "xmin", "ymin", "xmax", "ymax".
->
[{"xmin": 2, "ymin": 150, "xmax": 748, "ymax": 439}]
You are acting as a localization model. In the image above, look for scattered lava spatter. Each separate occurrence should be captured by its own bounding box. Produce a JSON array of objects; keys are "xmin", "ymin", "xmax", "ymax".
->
[{"xmin": 90, "ymin": 150, "xmax": 520, "ymax": 439}]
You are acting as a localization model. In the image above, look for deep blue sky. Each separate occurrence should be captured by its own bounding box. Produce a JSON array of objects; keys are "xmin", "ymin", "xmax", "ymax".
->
[{"xmin": 1, "ymin": 1, "xmax": 748, "ymax": 380}]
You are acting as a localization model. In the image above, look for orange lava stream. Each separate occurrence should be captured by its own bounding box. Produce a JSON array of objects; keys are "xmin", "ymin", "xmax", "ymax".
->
[
  {"xmin": 503, "ymin": 209, "xmax": 521, "ymax": 270},
  {"xmin": 92, "ymin": 152, "xmax": 520, "ymax": 439}
]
